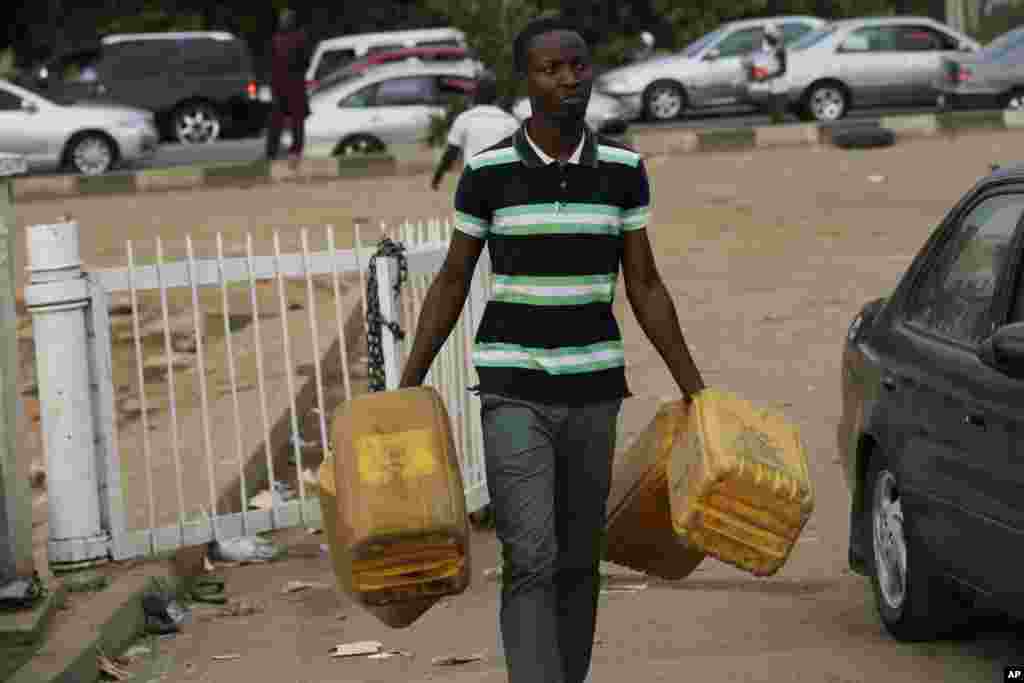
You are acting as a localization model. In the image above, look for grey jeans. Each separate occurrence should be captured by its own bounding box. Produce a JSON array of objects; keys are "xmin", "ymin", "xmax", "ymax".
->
[{"xmin": 479, "ymin": 393, "xmax": 623, "ymax": 683}]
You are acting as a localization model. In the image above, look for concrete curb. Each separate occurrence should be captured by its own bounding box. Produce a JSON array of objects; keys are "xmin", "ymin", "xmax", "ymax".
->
[
  {"xmin": 5, "ymin": 564, "xmax": 196, "ymax": 683},
  {"xmin": 11, "ymin": 108, "xmax": 1023, "ymax": 203}
]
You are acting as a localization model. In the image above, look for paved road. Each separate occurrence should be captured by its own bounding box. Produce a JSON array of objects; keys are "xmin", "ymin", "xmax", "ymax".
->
[{"xmin": 50, "ymin": 104, "xmax": 937, "ymax": 178}]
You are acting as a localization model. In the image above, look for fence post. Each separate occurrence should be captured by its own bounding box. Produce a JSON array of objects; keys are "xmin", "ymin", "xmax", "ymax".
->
[
  {"xmin": 0, "ymin": 154, "xmax": 32, "ymax": 585},
  {"xmin": 24, "ymin": 221, "xmax": 108, "ymax": 571},
  {"xmin": 375, "ymin": 256, "xmax": 403, "ymax": 391}
]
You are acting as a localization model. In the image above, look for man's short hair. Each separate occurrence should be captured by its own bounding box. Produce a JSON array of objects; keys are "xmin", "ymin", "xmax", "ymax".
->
[{"xmin": 512, "ymin": 15, "xmax": 584, "ymax": 75}]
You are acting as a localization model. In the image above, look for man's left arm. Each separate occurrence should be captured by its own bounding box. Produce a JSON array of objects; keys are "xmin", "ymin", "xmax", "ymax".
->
[{"xmin": 620, "ymin": 160, "xmax": 704, "ymax": 399}]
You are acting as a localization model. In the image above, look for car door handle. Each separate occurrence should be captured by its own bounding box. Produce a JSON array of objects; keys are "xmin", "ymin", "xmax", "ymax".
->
[{"xmin": 964, "ymin": 413, "xmax": 986, "ymax": 430}]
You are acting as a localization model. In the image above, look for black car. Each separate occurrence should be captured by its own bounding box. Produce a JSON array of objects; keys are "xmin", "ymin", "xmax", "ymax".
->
[
  {"xmin": 31, "ymin": 31, "xmax": 268, "ymax": 144},
  {"xmin": 839, "ymin": 163, "xmax": 1024, "ymax": 642}
]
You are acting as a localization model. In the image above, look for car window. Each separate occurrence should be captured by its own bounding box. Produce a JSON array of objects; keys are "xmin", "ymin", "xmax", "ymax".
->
[
  {"xmin": 373, "ymin": 76, "xmax": 438, "ymax": 105},
  {"xmin": 891, "ymin": 25, "xmax": 959, "ymax": 51},
  {"xmin": 683, "ymin": 28, "xmax": 726, "ymax": 58},
  {"xmin": 339, "ymin": 84, "xmax": 376, "ymax": 108},
  {"xmin": 418, "ymin": 39, "xmax": 462, "ymax": 48},
  {"xmin": 367, "ymin": 44, "xmax": 406, "ymax": 55},
  {"xmin": 715, "ymin": 28, "xmax": 764, "ymax": 57},
  {"xmin": 979, "ymin": 28, "xmax": 1024, "ymax": 62},
  {"xmin": 179, "ymin": 39, "xmax": 249, "ymax": 74},
  {"xmin": 790, "ymin": 25, "xmax": 838, "ymax": 51},
  {"xmin": 781, "ymin": 22, "xmax": 813, "ymax": 43},
  {"xmin": 53, "ymin": 49, "xmax": 103, "ymax": 83},
  {"xmin": 107, "ymin": 41, "xmax": 182, "ymax": 78},
  {"xmin": 905, "ymin": 194, "xmax": 1024, "ymax": 344},
  {"xmin": 0, "ymin": 90, "xmax": 21, "ymax": 111},
  {"xmin": 316, "ymin": 49, "xmax": 356, "ymax": 79}
]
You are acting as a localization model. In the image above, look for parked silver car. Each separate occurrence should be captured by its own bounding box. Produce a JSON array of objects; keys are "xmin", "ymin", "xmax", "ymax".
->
[
  {"xmin": 512, "ymin": 90, "xmax": 629, "ymax": 135},
  {"xmin": 0, "ymin": 78, "xmax": 158, "ymax": 175},
  {"xmin": 595, "ymin": 15, "xmax": 826, "ymax": 121},
  {"xmin": 744, "ymin": 16, "xmax": 980, "ymax": 122},
  {"xmin": 303, "ymin": 61, "xmax": 480, "ymax": 155},
  {"xmin": 934, "ymin": 25, "xmax": 1024, "ymax": 111}
]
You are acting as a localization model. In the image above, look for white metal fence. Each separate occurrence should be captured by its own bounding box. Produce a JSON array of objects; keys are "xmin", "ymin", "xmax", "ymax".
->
[{"xmin": 24, "ymin": 218, "xmax": 491, "ymax": 567}]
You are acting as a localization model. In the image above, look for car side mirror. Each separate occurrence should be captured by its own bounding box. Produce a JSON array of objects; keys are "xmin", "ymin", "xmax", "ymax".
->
[
  {"xmin": 978, "ymin": 322, "xmax": 1024, "ymax": 378},
  {"xmin": 703, "ymin": 48, "xmax": 721, "ymax": 61},
  {"xmin": 21, "ymin": 100, "xmax": 38, "ymax": 114}
]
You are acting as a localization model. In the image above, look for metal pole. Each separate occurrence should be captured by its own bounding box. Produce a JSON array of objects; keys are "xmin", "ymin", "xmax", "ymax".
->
[
  {"xmin": 0, "ymin": 154, "xmax": 32, "ymax": 584},
  {"xmin": 24, "ymin": 221, "xmax": 108, "ymax": 571}
]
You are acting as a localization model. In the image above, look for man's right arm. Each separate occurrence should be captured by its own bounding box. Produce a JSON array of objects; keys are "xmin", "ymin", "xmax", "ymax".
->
[{"xmin": 399, "ymin": 168, "xmax": 489, "ymax": 388}]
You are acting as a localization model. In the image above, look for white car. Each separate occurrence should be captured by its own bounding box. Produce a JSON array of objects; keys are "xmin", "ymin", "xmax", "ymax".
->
[
  {"xmin": 302, "ymin": 61, "xmax": 480, "ymax": 155},
  {"xmin": 512, "ymin": 90, "xmax": 630, "ymax": 136},
  {"xmin": 0, "ymin": 78, "xmax": 158, "ymax": 175}
]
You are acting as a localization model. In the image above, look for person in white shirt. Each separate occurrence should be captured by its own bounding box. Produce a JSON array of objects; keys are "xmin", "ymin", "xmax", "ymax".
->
[{"xmin": 431, "ymin": 75, "xmax": 520, "ymax": 190}]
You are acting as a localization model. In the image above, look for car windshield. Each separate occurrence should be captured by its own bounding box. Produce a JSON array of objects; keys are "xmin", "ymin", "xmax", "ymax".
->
[
  {"xmin": 682, "ymin": 28, "xmax": 726, "ymax": 58},
  {"xmin": 789, "ymin": 25, "xmax": 838, "ymax": 51},
  {"xmin": 977, "ymin": 27, "xmax": 1024, "ymax": 62}
]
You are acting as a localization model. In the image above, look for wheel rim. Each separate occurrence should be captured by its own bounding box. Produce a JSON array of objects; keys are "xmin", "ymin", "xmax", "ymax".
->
[
  {"xmin": 176, "ymin": 107, "xmax": 220, "ymax": 144},
  {"xmin": 1007, "ymin": 94, "xmax": 1024, "ymax": 111},
  {"xmin": 73, "ymin": 137, "xmax": 112, "ymax": 175},
  {"xmin": 810, "ymin": 87, "xmax": 845, "ymax": 122},
  {"xmin": 872, "ymin": 470, "xmax": 908, "ymax": 611},
  {"xmin": 648, "ymin": 86, "xmax": 682, "ymax": 119}
]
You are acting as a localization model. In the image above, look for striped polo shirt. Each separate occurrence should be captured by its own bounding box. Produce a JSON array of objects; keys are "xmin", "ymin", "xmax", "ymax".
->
[{"xmin": 453, "ymin": 123, "xmax": 651, "ymax": 405}]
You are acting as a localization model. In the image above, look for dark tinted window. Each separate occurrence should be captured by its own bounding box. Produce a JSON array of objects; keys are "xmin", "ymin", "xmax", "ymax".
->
[
  {"xmin": 891, "ymin": 25, "xmax": 958, "ymax": 51},
  {"xmin": 316, "ymin": 49, "xmax": 356, "ymax": 79},
  {"xmin": 105, "ymin": 41, "xmax": 182, "ymax": 78},
  {"xmin": 366, "ymin": 44, "xmax": 406, "ymax": 55},
  {"xmin": 179, "ymin": 38, "xmax": 250, "ymax": 74},
  {"xmin": 339, "ymin": 84, "xmax": 376, "ymax": 107},
  {"xmin": 418, "ymin": 39, "xmax": 461, "ymax": 48},
  {"xmin": 716, "ymin": 28, "xmax": 764, "ymax": 57},
  {"xmin": 374, "ymin": 76, "xmax": 438, "ymax": 105},
  {"xmin": 0, "ymin": 90, "xmax": 21, "ymax": 110},
  {"xmin": 906, "ymin": 194, "xmax": 1024, "ymax": 344}
]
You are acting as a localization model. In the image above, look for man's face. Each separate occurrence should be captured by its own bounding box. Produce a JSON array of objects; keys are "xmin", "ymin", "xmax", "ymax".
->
[{"xmin": 525, "ymin": 30, "xmax": 593, "ymax": 123}]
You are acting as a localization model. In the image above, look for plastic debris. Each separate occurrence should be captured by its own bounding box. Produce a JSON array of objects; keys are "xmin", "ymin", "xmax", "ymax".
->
[
  {"xmin": 282, "ymin": 580, "xmax": 327, "ymax": 594},
  {"xmin": 369, "ymin": 650, "xmax": 413, "ymax": 660},
  {"xmin": 329, "ymin": 641, "xmax": 383, "ymax": 658},
  {"xmin": 208, "ymin": 536, "xmax": 282, "ymax": 564},
  {"xmin": 432, "ymin": 652, "xmax": 486, "ymax": 666},
  {"xmin": 867, "ymin": 174, "xmax": 885, "ymax": 183},
  {"xmin": 212, "ymin": 654, "xmax": 242, "ymax": 661}
]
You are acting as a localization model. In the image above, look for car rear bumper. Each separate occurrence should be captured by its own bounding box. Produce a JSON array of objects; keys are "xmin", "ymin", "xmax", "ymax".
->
[{"xmin": 934, "ymin": 85, "xmax": 1003, "ymax": 110}]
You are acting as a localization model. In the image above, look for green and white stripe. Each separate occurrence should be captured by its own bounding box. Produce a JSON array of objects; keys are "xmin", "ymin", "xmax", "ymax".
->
[
  {"xmin": 492, "ymin": 203, "xmax": 622, "ymax": 236},
  {"xmin": 468, "ymin": 147, "xmax": 521, "ymax": 170},
  {"xmin": 492, "ymin": 273, "xmax": 616, "ymax": 305},
  {"xmin": 455, "ymin": 210, "xmax": 489, "ymax": 238},
  {"xmin": 622, "ymin": 205, "xmax": 650, "ymax": 231},
  {"xmin": 597, "ymin": 145, "xmax": 641, "ymax": 167},
  {"xmin": 474, "ymin": 340, "xmax": 625, "ymax": 374}
]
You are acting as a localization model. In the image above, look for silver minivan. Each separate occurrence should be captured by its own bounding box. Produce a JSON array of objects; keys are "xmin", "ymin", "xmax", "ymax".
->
[{"xmin": 745, "ymin": 16, "xmax": 979, "ymax": 122}]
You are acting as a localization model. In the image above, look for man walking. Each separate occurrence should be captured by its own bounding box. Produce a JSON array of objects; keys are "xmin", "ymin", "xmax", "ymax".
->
[
  {"xmin": 431, "ymin": 74, "xmax": 520, "ymax": 191},
  {"xmin": 399, "ymin": 15, "xmax": 703, "ymax": 683},
  {"xmin": 759, "ymin": 23, "xmax": 788, "ymax": 123},
  {"xmin": 266, "ymin": 8, "xmax": 310, "ymax": 164}
]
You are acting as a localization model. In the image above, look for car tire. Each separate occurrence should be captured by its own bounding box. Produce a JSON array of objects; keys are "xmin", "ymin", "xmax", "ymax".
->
[
  {"xmin": 334, "ymin": 134, "xmax": 386, "ymax": 156},
  {"xmin": 1002, "ymin": 89, "xmax": 1024, "ymax": 112},
  {"xmin": 643, "ymin": 80, "xmax": 686, "ymax": 121},
  {"xmin": 65, "ymin": 132, "xmax": 118, "ymax": 176},
  {"xmin": 863, "ymin": 454, "xmax": 969, "ymax": 642},
  {"xmin": 173, "ymin": 101, "xmax": 222, "ymax": 145},
  {"xmin": 831, "ymin": 127, "xmax": 895, "ymax": 150},
  {"xmin": 803, "ymin": 81, "xmax": 849, "ymax": 123}
]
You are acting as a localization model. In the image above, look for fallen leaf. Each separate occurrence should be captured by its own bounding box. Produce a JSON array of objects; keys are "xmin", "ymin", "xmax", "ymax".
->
[
  {"xmin": 369, "ymin": 650, "xmax": 414, "ymax": 660},
  {"xmin": 432, "ymin": 652, "xmax": 486, "ymax": 666},
  {"xmin": 212, "ymin": 654, "xmax": 242, "ymax": 661},
  {"xmin": 329, "ymin": 641, "xmax": 383, "ymax": 658},
  {"xmin": 98, "ymin": 653, "xmax": 131, "ymax": 681}
]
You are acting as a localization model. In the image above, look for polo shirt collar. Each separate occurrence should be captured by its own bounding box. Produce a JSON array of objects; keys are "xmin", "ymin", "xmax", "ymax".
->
[{"xmin": 515, "ymin": 120, "xmax": 598, "ymax": 168}]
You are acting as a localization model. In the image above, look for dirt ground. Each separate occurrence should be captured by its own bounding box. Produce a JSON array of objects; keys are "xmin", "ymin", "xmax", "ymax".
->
[{"xmin": 14, "ymin": 131, "xmax": 1024, "ymax": 681}]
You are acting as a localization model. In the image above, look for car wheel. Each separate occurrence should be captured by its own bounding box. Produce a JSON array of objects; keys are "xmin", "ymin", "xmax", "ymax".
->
[
  {"xmin": 863, "ymin": 455, "xmax": 968, "ymax": 641},
  {"xmin": 805, "ymin": 82, "xmax": 848, "ymax": 123},
  {"xmin": 643, "ymin": 81, "xmax": 686, "ymax": 121},
  {"xmin": 1003, "ymin": 89, "xmax": 1024, "ymax": 112},
  {"xmin": 173, "ymin": 102, "xmax": 222, "ymax": 145},
  {"xmin": 66, "ymin": 133, "xmax": 117, "ymax": 176},
  {"xmin": 335, "ymin": 134, "xmax": 386, "ymax": 156}
]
